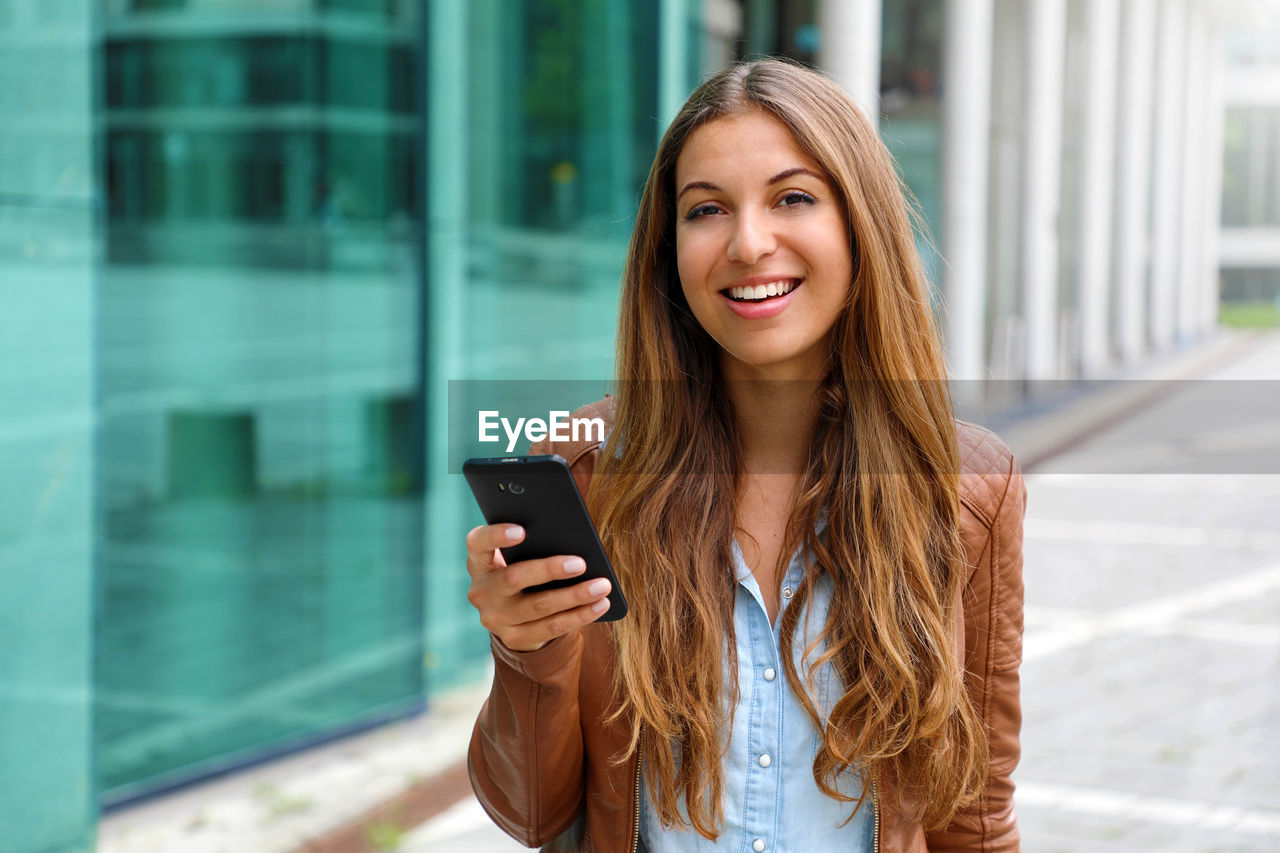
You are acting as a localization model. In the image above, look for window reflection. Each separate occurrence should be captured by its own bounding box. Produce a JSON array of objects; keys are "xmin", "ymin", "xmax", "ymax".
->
[{"xmin": 96, "ymin": 0, "xmax": 425, "ymax": 802}]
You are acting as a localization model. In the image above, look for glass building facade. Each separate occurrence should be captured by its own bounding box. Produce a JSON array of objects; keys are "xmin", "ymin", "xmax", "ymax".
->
[
  {"xmin": 1221, "ymin": 27, "xmax": 1280, "ymax": 307},
  {"xmin": 1221, "ymin": 104, "xmax": 1280, "ymax": 303},
  {"xmin": 422, "ymin": 0, "xmax": 674, "ymax": 699},
  {"xmin": 96, "ymin": 0, "xmax": 426, "ymax": 808},
  {"xmin": 1, "ymin": 2, "xmax": 97, "ymax": 850}
]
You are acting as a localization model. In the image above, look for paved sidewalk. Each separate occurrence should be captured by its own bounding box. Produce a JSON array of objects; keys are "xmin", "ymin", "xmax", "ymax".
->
[
  {"xmin": 1011, "ymin": 331, "xmax": 1280, "ymax": 851},
  {"xmin": 97, "ymin": 681, "xmax": 490, "ymax": 852}
]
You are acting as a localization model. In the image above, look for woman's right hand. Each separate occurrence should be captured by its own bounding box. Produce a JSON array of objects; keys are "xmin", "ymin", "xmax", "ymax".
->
[{"xmin": 465, "ymin": 523, "xmax": 613, "ymax": 652}]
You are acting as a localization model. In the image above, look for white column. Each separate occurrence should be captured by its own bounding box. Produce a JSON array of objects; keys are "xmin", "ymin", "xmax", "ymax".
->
[
  {"xmin": 1019, "ymin": 0, "xmax": 1067, "ymax": 380},
  {"xmin": 942, "ymin": 0, "xmax": 993, "ymax": 380},
  {"xmin": 1112, "ymin": 0, "xmax": 1158, "ymax": 364},
  {"xmin": 1202, "ymin": 23, "xmax": 1227, "ymax": 333},
  {"xmin": 1149, "ymin": 0, "xmax": 1189, "ymax": 352},
  {"xmin": 1177, "ymin": 3, "xmax": 1207, "ymax": 343},
  {"xmin": 1077, "ymin": 0, "xmax": 1121, "ymax": 376},
  {"xmin": 818, "ymin": 0, "xmax": 882, "ymax": 125}
]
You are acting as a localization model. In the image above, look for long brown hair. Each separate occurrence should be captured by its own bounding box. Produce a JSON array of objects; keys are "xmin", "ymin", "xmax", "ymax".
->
[{"xmin": 590, "ymin": 58, "xmax": 986, "ymax": 837}]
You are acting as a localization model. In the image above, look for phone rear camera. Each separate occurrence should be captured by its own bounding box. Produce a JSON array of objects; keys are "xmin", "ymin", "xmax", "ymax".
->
[{"xmin": 508, "ymin": 482, "xmax": 525, "ymax": 495}]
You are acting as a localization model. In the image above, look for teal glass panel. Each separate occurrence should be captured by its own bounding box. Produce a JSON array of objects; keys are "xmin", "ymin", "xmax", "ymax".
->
[
  {"xmin": 878, "ymin": 0, "xmax": 944, "ymax": 287},
  {"xmin": 0, "ymin": 0, "xmax": 97, "ymax": 849},
  {"xmin": 95, "ymin": 3, "xmax": 426, "ymax": 803},
  {"xmin": 424, "ymin": 0, "xmax": 690, "ymax": 693}
]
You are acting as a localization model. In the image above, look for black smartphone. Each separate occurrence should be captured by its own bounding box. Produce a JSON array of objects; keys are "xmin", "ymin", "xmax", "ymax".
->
[{"xmin": 463, "ymin": 454, "xmax": 627, "ymax": 622}]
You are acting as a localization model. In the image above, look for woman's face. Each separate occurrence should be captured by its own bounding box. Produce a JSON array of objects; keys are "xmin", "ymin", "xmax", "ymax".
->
[{"xmin": 673, "ymin": 110, "xmax": 853, "ymax": 381}]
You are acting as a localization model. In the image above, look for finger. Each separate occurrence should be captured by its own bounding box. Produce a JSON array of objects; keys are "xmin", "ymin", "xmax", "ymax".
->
[
  {"xmin": 469, "ymin": 557, "xmax": 593, "ymax": 634},
  {"xmin": 500, "ymin": 554, "xmax": 586, "ymax": 595},
  {"xmin": 464, "ymin": 524, "xmax": 524, "ymax": 577},
  {"xmin": 466, "ymin": 523, "xmax": 525, "ymax": 556},
  {"xmin": 466, "ymin": 547, "xmax": 506, "ymax": 578},
  {"xmin": 512, "ymin": 577, "xmax": 611, "ymax": 624},
  {"xmin": 503, "ymin": 596, "xmax": 613, "ymax": 650}
]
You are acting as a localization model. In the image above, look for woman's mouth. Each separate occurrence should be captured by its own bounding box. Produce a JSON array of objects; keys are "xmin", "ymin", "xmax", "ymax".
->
[
  {"xmin": 718, "ymin": 278, "xmax": 803, "ymax": 319},
  {"xmin": 722, "ymin": 278, "xmax": 801, "ymax": 303}
]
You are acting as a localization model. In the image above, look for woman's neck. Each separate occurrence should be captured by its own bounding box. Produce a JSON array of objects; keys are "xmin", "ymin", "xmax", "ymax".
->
[{"xmin": 723, "ymin": 375, "xmax": 821, "ymax": 477}]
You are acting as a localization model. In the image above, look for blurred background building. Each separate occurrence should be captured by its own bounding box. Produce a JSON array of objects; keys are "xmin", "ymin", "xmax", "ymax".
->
[
  {"xmin": 1, "ymin": 0, "xmax": 1277, "ymax": 850},
  {"xmin": 1221, "ymin": 22, "xmax": 1280, "ymax": 316}
]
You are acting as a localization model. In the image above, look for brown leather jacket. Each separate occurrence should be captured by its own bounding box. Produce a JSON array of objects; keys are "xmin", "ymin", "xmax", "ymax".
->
[{"xmin": 469, "ymin": 397, "xmax": 1027, "ymax": 852}]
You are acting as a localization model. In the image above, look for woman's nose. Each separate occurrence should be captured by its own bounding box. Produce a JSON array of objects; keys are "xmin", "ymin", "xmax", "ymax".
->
[{"xmin": 726, "ymin": 211, "xmax": 777, "ymax": 264}]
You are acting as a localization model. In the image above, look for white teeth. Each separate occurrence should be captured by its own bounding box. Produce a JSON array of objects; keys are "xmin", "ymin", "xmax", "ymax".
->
[{"xmin": 727, "ymin": 280, "xmax": 798, "ymax": 301}]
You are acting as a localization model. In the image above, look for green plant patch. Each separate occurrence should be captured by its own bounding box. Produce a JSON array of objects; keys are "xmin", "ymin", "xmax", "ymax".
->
[
  {"xmin": 1219, "ymin": 300, "xmax": 1280, "ymax": 328},
  {"xmin": 367, "ymin": 820, "xmax": 407, "ymax": 850}
]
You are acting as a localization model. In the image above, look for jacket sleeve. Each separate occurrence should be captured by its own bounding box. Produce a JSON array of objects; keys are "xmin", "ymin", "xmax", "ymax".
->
[
  {"xmin": 468, "ymin": 630, "xmax": 587, "ymax": 847},
  {"xmin": 466, "ymin": 431, "xmax": 597, "ymax": 847},
  {"xmin": 927, "ymin": 450, "xmax": 1027, "ymax": 853}
]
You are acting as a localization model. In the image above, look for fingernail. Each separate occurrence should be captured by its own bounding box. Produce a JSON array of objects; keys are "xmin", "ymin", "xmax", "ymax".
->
[
  {"xmin": 591, "ymin": 598, "xmax": 611, "ymax": 614},
  {"xmin": 588, "ymin": 579, "xmax": 610, "ymax": 596},
  {"xmin": 505, "ymin": 526, "xmax": 524, "ymax": 541},
  {"xmin": 564, "ymin": 557, "xmax": 586, "ymax": 575}
]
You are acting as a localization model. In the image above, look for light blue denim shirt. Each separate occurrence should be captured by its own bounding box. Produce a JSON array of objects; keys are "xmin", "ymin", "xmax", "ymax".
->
[{"xmin": 638, "ymin": 533, "xmax": 875, "ymax": 853}]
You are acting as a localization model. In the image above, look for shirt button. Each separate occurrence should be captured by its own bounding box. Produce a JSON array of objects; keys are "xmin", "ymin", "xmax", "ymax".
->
[
  {"xmin": 758, "ymin": 753, "xmax": 771, "ymax": 768},
  {"xmin": 752, "ymin": 839, "xmax": 766, "ymax": 852},
  {"xmin": 763, "ymin": 667, "xmax": 776, "ymax": 681},
  {"xmin": 782, "ymin": 586, "xmax": 793, "ymax": 599}
]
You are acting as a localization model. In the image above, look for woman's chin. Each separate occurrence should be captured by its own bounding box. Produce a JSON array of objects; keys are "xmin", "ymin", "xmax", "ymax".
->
[{"xmin": 718, "ymin": 346, "xmax": 830, "ymax": 381}]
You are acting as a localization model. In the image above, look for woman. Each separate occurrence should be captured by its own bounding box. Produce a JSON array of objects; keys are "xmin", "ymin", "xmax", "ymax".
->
[{"xmin": 464, "ymin": 59, "xmax": 1026, "ymax": 853}]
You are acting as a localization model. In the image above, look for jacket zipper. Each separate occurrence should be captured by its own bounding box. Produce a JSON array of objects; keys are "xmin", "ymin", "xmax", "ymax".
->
[
  {"xmin": 871, "ymin": 773, "xmax": 880, "ymax": 853},
  {"xmin": 631, "ymin": 727, "xmax": 643, "ymax": 853}
]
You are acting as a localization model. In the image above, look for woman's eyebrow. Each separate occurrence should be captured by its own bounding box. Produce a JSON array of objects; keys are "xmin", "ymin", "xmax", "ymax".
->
[
  {"xmin": 676, "ymin": 180, "xmax": 719, "ymax": 200},
  {"xmin": 767, "ymin": 166, "xmax": 823, "ymax": 185},
  {"xmin": 676, "ymin": 167, "xmax": 824, "ymax": 200}
]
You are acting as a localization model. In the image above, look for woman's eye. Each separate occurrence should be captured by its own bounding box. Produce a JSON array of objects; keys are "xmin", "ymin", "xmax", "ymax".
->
[
  {"xmin": 684, "ymin": 203, "xmax": 719, "ymax": 221},
  {"xmin": 778, "ymin": 191, "xmax": 816, "ymax": 208}
]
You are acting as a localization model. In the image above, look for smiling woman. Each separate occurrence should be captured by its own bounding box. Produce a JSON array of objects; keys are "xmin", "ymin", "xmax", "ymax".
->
[{"xmin": 464, "ymin": 58, "xmax": 1026, "ymax": 853}]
